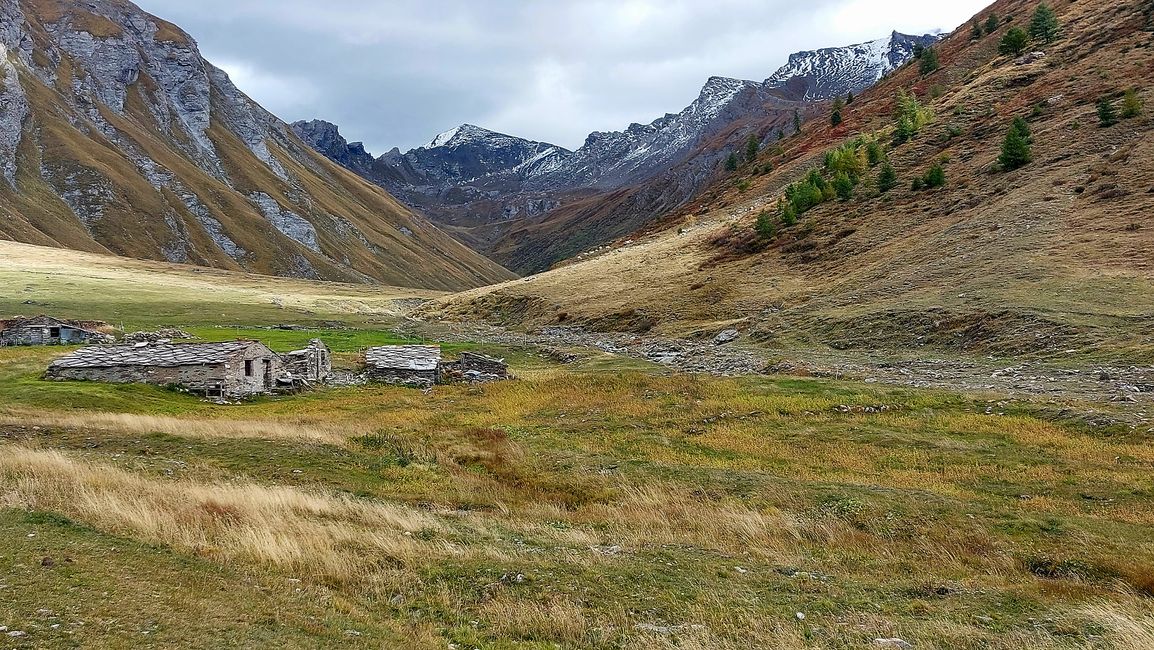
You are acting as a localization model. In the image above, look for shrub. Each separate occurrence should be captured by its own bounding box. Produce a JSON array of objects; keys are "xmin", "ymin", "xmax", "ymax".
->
[
  {"xmin": 1098, "ymin": 97, "xmax": 1119, "ymax": 127},
  {"xmin": 736, "ymin": 180, "xmax": 751, "ymax": 193},
  {"xmin": 1122, "ymin": 88, "xmax": 1143, "ymax": 118},
  {"xmin": 919, "ymin": 48, "xmax": 941, "ymax": 75},
  {"xmin": 999, "ymin": 28, "xmax": 1029, "ymax": 56},
  {"xmin": 877, "ymin": 163, "xmax": 897, "ymax": 193},
  {"xmin": 794, "ymin": 109, "xmax": 802, "ymax": 134},
  {"xmin": 1029, "ymin": 3, "xmax": 1060, "ymax": 44},
  {"xmin": 846, "ymin": 92, "xmax": 855, "ymax": 105},
  {"xmin": 971, "ymin": 19, "xmax": 984, "ymax": 40},
  {"xmin": 923, "ymin": 162, "xmax": 946, "ymax": 188},
  {"xmin": 781, "ymin": 202, "xmax": 798, "ymax": 226},
  {"xmin": 985, "ymin": 14, "xmax": 1000, "ymax": 35},
  {"xmin": 831, "ymin": 109, "xmax": 843, "ymax": 127},
  {"xmin": 911, "ymin": 177, "xmax": 925, "ymax": 191},
  {"xmin": 998, "ymin": 120, "xmax": 1033, "ymax": 171},
  {"xmin": 725, "ymin": 152, "xmax": 739, "ymax": 172},
  {"xmin": 866, "ymin": 139, "xmax": 884, "ymax": 166}
]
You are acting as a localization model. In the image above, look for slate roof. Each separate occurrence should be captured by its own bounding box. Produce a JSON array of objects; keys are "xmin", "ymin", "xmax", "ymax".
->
[
  {"xmin": 1, "ymin": 315, "xmax": 106, "ymax": 335},
  {"xmin": 48, "ymin": 341, "xmax": 271, "ymax": 369},
  {"xmin": 364, "ymin": 345, "xmax": 441, "ymax": 371}
]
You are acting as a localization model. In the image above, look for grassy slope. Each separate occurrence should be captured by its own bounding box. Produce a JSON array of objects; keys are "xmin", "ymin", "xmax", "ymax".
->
[
  {"xmin": 0, "ymin": 0, "xmax": 516, "ymax": 291},
  {"xmin": 1, "ymin": 235, "xmax": 1154, "ymax": 648},
  {"xmin": 431, "ymin": 0, "xmax": 1154, "ymax": 362}
]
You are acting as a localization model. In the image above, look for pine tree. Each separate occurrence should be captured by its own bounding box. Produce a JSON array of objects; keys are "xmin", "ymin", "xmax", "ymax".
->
[
  {"xmin": 866, "ymin": 139, "xmax": 884, "ymax": 167},
  {"xmin": 781, "ymin": 202, "xmax": 798, "ymax": 227},
  {"xmin": 972, "ymin": 19, "xmax": 984, "ymax": 40},
  {"xmin": 999, "ymin": 28, "xmax": 1029, "ymax": 56},
  {"xmin": 1098, "ymin": 97, "xmax": 1119, "ymax": 127},
  {"xmin": 793, "ymin": 109, "xmax": 802, "ymax": 134},
  {"xmin": 833, "ymin": 172, "xmax": 854, "ymax": 201},
  {"xmin": 831, "ymin": 97, "xmax": 844, "ymax": 128},
  {"xmin": 755, "ymin": 209, "xmax": 776, "ymax": 239},
  {"xmin": 1122, "ymin": 89, "xmax": 1143, "ymax": 118},
  {"xmin": 1029, "ymin": 3, "xmax": 1060, "ymax": 44},
  {"xmin": 985, "ymin": 14, "xmax": 1000, "ymax": 35},
  {"xmin": 919, "ymin": 48, "xmax": 940, "ymax": 75},
  {"xmin": 725, "ymin": 152, "xmax": 739, "ymax": 172},
  {"xmin": 846, "ymin": 92, "xmax": 855, "ymax": 105},
  {"xmin": 998, "ymin": 122, "xmax": 1033, "ymax": 171},
  {"xmin": 877, "ymin": 163, "xmax": 897, "ymax": 193},
  {"xmin": 745, "ymin": 133, "xmax": 761, "ymax": 164},
  {"xmin": 775, "ymin": 128, "xmax": 785, "ymax": 141},
  {"xmin": 1010, "ymin": 116, "xmax": 1032, "ymax": 143},
  {"xmin": 924, "ymin": 163, "xmax": 946, "ymax": 188}
]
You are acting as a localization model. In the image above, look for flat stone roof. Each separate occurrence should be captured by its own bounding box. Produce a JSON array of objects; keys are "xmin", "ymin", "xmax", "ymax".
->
[
  {"xmin": 364, "ymin": 345, "xmax": 441, "ymax": 371},
  {"xmin": 48, "ymin": 341, "xmax": 270, "ymax": 369}
]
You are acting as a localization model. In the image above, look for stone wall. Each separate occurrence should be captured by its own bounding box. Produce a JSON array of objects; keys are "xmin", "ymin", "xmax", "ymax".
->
[
  {"xmin": 458, "ymin": 352, "xmax": 509, "ymax": 379},
  {"xmin": 45, "ymin": 363, "xmax": 228, "ymax": 393},
  {"xmin": 364, "ymin": 367, "xmax": 438, "ymax": 387}
]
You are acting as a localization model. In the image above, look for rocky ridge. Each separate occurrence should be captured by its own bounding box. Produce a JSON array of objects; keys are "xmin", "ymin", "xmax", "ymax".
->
[
  {"xmin": 0, "ymin": 0, "xmax": 513, "ymax": 290},
  {"xmin": 296, "ymin": 32, "xmax": 939, "ymax": 272}
]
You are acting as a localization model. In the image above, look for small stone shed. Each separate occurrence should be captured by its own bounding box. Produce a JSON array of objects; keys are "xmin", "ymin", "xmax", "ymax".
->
[
  {"xmin": 45, "ymin": 340, "xmax": 281, "ymax": 398},
  {"xmin": 363, "ymin": 345, "xmax": 442, "ymax": 386},
  {"xmin": 442, "ymin": 351, "xmax": 510, "ymax": 382},
  {"xmin": 0, "ymin": 315, "xmax": 113, "ymax": 346},
  {"xmin": 282, "ymin": 339, "xmax": 332, "ymax": 384}
]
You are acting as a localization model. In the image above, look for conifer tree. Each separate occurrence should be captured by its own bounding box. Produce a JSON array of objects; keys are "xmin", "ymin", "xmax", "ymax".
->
[
  {"xmin": 972, "ymin": 19, "xmax": 984, "ymax": 40},
  {"xmin": 793, "ymin": 110, "xmax": 802, "ymax": 134},
  {"xmin": 998, "ymin": 122, "xmax": 1033, "ymax": 171},
  {"xmin": 924, "ymin": 162, "xmax": 946, "ymax": 188},
  {"xmin": 745, "ymin": 133, "xmax": 760, "ymax": 164},
  {"xmin": 919, "ymin": 48, "xmax": 940, "ymax": 75},
  {"xmin": 877, "ymin": 163, "xmax": 897, "ymax": 193},
  {"xmin": 1029, "ymin": 3, "xmax": 1060, "ymax": 44},
  {"xmin": 846, "ymin": 92, "xmax": 855, "ymax": 105},
  {"xmin": 833, "ymin": 172, "xmax": 854, "ymax": 201},
  {"xmin": 1122, "ymin": 89, "xmax": 1143, "ymax": 118},
  {"xmin": 999, "ymin": 28, "xmax": 1029, "ymax": 56},
  {"xmin": 755, "ymin": 209, "xmax": 776, "ymax": 239},
  {"xmin": 725, "ymin": 152, "xmax": 739, "ymax": 172},
  {"xmin": 985, "ymin": 14, "xmax": 1000, "ymax": 35},
  {"xmin": 1098, "ymin": 97, "xmax": 1119, "ymax": 127}
]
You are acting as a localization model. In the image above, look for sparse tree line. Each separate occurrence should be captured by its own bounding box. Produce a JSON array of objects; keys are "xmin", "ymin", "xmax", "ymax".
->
[{"xmin": 742, "ymin": 2, "xmax": 1144, "ymax": 243}]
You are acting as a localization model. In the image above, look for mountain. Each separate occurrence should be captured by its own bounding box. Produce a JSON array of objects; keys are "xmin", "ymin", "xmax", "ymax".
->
[
  {"xmin": 296, "ymin": 32, "xmax": 938, "ymax": 273},
  {"xmin": 430, "ymin": 0, "xmax": 1154, "ymax": 361},
  {"xmin": 0, "ymin": 0, "xmax": 514, "ymax": 291},
  {"xmin": 764, "ymin": 31, "xmax": 940, "ymax": 101}
]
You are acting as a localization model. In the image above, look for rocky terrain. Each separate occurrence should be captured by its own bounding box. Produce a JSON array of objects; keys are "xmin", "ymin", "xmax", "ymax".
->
[
  {"xmin": 0, "ymin": 0, "xmax": 514, "ymax": 290},
  {"xmin": 297, "ymin": 33, "xmax": 939, "ymax": 272}
]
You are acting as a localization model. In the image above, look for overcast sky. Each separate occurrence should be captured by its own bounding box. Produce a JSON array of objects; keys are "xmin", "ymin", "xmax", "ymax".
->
[{"xmin": 133, "ymin": 0, "xmax": 989, "ymax": 153}]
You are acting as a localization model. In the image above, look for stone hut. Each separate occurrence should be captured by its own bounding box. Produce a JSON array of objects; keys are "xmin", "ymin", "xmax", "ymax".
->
[
  {"xmin": 282, "ymin": 339, "xmax": 332, "ymax": 384},
  {"xmin": 441, "ymin": 351, "xmax": 510, "ymax": 383},
  {"xmin": 363, "ymin": 345, "xmax": 442, "ymax": 387},
  {"xmin": 45, "ymin": 340, "xmax": 281, "ymax": 398},
  {"xmin": 0, "ymin": 315, "xmax": 113, "ymax": 347}
]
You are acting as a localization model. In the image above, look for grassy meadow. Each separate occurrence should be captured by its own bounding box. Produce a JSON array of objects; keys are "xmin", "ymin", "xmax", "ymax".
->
[{"xmin": 1, "ymin": 243, "xmax": 1154, "ymax": 648}]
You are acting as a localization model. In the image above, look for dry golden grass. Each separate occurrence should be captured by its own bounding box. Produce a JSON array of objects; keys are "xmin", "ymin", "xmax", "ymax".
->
[
  {"xmin": 0, "ymin": 409, "xmax": 362, "ymax": 445},
  {"xmin": 0, "ymin": 447, "xmax": 452, "ymax": 582}
]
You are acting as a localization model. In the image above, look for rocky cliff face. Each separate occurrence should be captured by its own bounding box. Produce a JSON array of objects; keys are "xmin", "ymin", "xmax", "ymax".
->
[
  {"xmin": 0, "ymin": 0, "xmax": 514, "ymax": 290},
  {"xmin": 297, "ymin": 32, "xmax": 939, "ymax": 274}
]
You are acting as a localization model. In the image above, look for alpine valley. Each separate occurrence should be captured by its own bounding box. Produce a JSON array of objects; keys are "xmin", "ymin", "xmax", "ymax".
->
[{"xmin": 295, "ymin": 32, "xmax": 940, "ymax": 273}]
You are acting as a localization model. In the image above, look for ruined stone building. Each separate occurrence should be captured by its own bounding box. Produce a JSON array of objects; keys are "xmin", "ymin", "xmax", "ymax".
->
[
  {"xmin": 441, "ymin": 352, "xmax": 510, "ymax": 383},
  {"xmin": 364, "ymin": 345, "xmax": 442, "ymax": 386},
  {"xmin": 0, "ymin": 315, "xmax": 113, "ymax": 346},
  {"xmin": 282, "ymin": 339, "xmax": 332, "ymax": 384},
  {"xmin": 45, "ymin": 341, "xmax": 281, "ymax": 398}
]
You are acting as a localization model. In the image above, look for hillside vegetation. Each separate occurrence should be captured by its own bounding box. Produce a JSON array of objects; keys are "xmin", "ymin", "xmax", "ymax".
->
[
  {"xmin": 432, "ymin": 0, "xmax": 1154, "ymax": 363},
  {"xmin": 0, "ymin": 245, "xmax": 1152, "ymax": 648}
]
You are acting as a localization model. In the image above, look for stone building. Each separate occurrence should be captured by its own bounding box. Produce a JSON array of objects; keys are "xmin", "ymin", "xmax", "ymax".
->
[
  {"xmin": 441, "ymin": 351, "xmax": 510, "ymax": 383},
  {"xmin": 363, "ymin": 345, "xmax": 442, "ymax": 387},
  {"xmin": 45, "ymin": 341, "xmax": 281, "ymax": 398},
  {"xmin": 282, "ymin": 339, "xmax": 332, "ymax": 384},
  {"xmin": 0, "ymin": 315, "xmax": 113, "ymax": 347}
]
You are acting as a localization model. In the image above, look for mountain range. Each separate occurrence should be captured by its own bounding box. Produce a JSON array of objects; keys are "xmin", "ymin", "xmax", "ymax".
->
[
  {"xmin": 0, "ymin": 0, "xmax": 514, "ymax": 290},
  {"xmin": 295, "ymin": 32, "xmax": 940, "ymax": 273}
]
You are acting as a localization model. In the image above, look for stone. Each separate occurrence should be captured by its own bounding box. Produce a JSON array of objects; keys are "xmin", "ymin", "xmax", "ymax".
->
[
  {"xmin": 874, "ymin": 639, "xmax": 913, "ymax": 650},
  {"xmin": 714, "ymin": 329, "xmax": 740, "ymax": 345}
]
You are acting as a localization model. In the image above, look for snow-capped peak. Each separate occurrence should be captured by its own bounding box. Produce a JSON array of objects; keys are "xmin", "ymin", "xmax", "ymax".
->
[{"xmin": 422, "ymin": 125, "xmax": 466, "ymax": 149}]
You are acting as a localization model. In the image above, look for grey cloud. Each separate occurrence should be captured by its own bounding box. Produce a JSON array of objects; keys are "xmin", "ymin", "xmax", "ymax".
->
[{"xmin": 133, "ymin": 0, "xmax": 989, "ymax": 152}]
